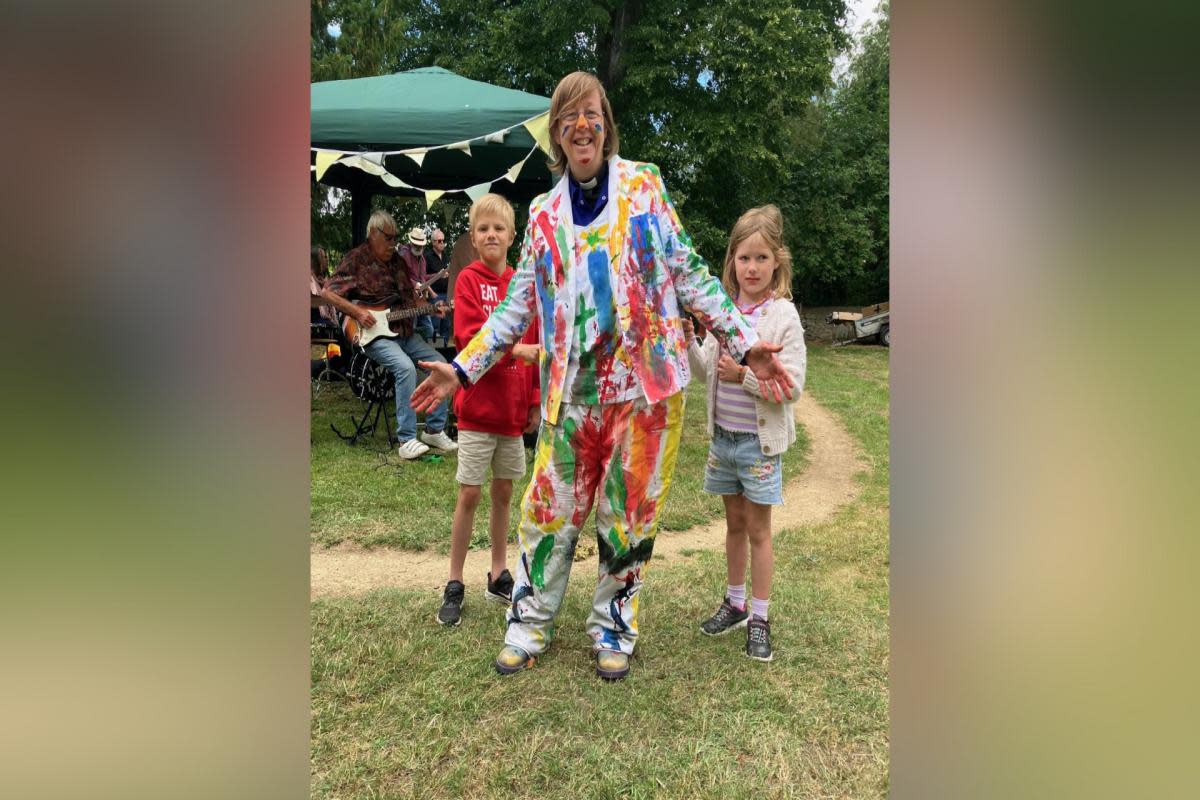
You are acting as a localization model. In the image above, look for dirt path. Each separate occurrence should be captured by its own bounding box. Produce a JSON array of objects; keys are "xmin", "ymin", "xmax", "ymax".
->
[{"xmin": 310, "ymin": 393, "xmax": 865, "ymax": 600}]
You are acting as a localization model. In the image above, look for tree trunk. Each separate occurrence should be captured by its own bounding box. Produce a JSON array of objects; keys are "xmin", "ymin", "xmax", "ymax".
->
[
  {"xmin": 351, "ymin": 190, "xmax": 373, "ymax": 247},
  {"xmin": 597, "ymin": 1, "xmax": 642, "ymax": 92}
]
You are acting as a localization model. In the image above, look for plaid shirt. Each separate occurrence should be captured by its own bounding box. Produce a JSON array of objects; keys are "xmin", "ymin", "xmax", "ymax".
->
[{"xmin": 325, "ymin": 241, "xmax": 418, "ymax": 338}]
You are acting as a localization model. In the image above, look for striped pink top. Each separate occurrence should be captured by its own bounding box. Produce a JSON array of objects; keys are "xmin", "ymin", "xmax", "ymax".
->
[{"xmin": 714, "ymin": 298, "xmax": 771, "ymax": 432}]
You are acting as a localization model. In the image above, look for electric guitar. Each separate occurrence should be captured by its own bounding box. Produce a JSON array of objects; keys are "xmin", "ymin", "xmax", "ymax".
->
[
  {"xmin": 413, "ymin": 268, "xmax": 450, "ymax": 298},
  {"xmin": 342, "ymin": 299, "xmax": 454, "ymax": 347}
]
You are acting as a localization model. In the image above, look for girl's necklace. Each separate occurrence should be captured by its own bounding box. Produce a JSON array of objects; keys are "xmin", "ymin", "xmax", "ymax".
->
[{"xmin": 736, "ymin": 293, "xmax": 774, "ymax": 316}]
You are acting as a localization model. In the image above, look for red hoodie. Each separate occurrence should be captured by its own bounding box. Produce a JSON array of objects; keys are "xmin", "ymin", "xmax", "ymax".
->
[{"xmin": 453, "ymin": 259, "xmax": 540, "ymax": 436}]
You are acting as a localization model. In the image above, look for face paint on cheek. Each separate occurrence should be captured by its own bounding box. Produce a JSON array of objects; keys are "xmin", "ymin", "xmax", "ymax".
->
[{"xmin": 593, "ymin": 123, "xmax": 602, "ymax": 135}]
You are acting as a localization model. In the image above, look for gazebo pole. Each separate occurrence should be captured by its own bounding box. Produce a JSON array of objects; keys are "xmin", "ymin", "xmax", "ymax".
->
[{"xmin": 351, "ymin": 189, "xmax": 373, "ymax": 246}]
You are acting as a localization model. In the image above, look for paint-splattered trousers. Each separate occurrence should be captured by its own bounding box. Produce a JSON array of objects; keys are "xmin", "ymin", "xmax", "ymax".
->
[{"xmin": 505, "ymin": 393, "xmax": 685, "ymax": 657}]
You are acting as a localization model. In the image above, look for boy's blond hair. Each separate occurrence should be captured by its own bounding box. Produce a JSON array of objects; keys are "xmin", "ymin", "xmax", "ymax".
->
[
  {"xmin": 468, "ymin": 193, "xmax": 516, "ymax": 231},
  {"xmin": 721, "ymin": 205, "xmax": 794, "ymax": 301},
  {"xmin": 547, "ymin": 72, "xmax": 620, "ymax": 176}
]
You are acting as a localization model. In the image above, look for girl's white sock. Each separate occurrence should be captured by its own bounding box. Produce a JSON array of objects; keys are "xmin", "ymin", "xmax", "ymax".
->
[
  {"xmin": 751, "ymin": 597, "xmax": 770, "ymax": 622},
  {"xmin": 727, "ymin": 584, "xmax": 746, "ymax": 611}
]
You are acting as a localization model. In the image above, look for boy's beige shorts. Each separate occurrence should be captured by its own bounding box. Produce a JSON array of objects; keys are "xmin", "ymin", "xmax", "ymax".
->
[{"xmin": 455, "ymin": 429, "xmax": 528, "ymax": 485}]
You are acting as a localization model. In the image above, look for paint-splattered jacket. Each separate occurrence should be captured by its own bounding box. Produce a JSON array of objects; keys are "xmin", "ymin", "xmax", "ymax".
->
[{"xmin": 454, "ymin": 156, "xmax": 758, "ymax": 425}]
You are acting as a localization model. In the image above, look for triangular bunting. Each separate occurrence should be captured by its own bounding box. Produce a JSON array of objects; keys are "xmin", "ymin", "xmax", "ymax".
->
[
  {"xmin": 339, "ymin": 155, "xmax": 387, "ymax": 176},
  {"xmin": 425, "ymin": 189, "xmax": 446, "ymax": 209},
  {"xmin": 401, "ymin": 149, "xmax": 426, "ymax": 168},
  {"xmin": 484, "ymin": 129, "xmax": 507, "ymax": 144},
  {"xmin": 523, "ymin": 112, "xmax": 551, "ymax": 154},
  {"xmin": 504, "ymin": 157, "xmax": 527, "ymax": 183},
  {"xmin": 381, "ymin": 172, "xmax": 409, "ymax": 189},
  {"xmin": 314, "ymin": 151, "xmax": 342, "ymax": 180},
  {"xmin": 464, "ymin": 182, "xmax": 492, "ymax": 204},
  {"xmin": 447, "ymin": 140, "xmax": 472, "ymax": 156}
]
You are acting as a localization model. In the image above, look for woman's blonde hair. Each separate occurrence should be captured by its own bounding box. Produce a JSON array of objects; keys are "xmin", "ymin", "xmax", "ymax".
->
[
  {"xmin": 721, "ymin": 205, "xmax": 793, "ymax": 301},
  {"xmin": 546, "ymin": 72, "xmax": 619, "ymax": 176}
]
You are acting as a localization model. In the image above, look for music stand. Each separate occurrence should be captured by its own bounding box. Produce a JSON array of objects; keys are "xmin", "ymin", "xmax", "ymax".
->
[{"xmin": 330, "ymin": 347, "xmax": 396, "ymax": 447}]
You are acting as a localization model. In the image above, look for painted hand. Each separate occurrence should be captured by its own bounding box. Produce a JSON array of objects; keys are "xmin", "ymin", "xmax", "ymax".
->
[{"xmin": 743, "ymin": 341, "xmax": 796, "ymax": 402}]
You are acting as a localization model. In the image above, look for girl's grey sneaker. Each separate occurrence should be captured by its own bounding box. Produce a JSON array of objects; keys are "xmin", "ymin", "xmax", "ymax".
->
[
  {"xmin": 745, "ymin": 617, "xmax": 774, "ymax": 662},
  {"xmin": 700, "ymin": 598, "xmax": 750, "ymax": 636},
  {"xmin": 437, "ymin": 580, "xmax": 465, "ymax": 626},
  {"xmin": 485, "ymin": 569, "xmax": 514, "ymax": 604}
]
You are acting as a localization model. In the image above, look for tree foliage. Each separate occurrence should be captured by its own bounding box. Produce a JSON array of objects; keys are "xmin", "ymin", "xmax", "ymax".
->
[
  {"xmin": 785, "ymin": 5, "xmax": 889, "ymax": 305},
  {"xmin": 311, "ymin": 0, "xmax": 888, "ymax": 305}
]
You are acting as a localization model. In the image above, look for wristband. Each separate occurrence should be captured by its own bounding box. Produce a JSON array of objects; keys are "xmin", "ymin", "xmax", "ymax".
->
[{"xmin": 452, "ymin": 362, "xmax": 470, "ymax": 388}]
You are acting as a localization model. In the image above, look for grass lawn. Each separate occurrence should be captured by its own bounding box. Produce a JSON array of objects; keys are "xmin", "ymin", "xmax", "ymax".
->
[
  {"xmin": 311, "ymin": 343, "xmax": 889, "ymax": 798},
  {"xmin": 311, "ymin": 378, "xmax": 809, "ymax": 551}
]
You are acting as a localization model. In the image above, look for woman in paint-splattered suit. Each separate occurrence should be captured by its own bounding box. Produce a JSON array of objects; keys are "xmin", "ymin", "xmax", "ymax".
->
[{"xmin": 412, "ymin": 71, "xmax": 795, "ymax": 681}]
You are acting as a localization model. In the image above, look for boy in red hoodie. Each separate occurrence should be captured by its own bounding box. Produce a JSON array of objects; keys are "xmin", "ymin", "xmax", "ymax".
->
[{"xmin": 437, "ymin": 194, "xmax": 540, "ymax": 626}]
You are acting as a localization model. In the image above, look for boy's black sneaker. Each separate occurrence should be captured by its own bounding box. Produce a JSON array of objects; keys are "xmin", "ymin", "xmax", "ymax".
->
[
  {"xmin": 437, "ymin": 580, "xmax": 465, "ymax": 626},
  {"xmin": 485, "ymin": 569, "xmax": 514, "ymax": 604},
  {"xmin": 745, "ymin": 617, "xmax": 774, "ymax": 662},
  {"xmin": 700, "ymin": 597, "xmax": 750, "ymax": 636}
]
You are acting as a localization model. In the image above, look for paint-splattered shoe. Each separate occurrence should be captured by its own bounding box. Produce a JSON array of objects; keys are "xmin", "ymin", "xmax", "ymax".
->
[
  {"xmin": 596, "ymin": 650, "xmax": 629, "ymax": 681},
  {"xmin": 494, "ymin": 645, "xmax": 534, "ymax": 675}
]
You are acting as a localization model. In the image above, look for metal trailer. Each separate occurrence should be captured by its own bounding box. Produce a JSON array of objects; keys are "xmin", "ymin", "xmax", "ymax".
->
[{"xmin": 826, "ymin": 302, "xmax": 890, "ymax": 347}]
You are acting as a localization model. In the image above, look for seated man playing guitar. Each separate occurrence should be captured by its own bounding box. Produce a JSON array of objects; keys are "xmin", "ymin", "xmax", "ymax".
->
[{"xmin": 322, "ymin": 210, "xmax": 459, "ymax": 460}]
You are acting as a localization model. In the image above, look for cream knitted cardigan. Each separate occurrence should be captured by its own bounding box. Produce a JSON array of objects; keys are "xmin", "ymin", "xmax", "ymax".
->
[{"xmin": 687, "ymin": 298, "xmax": 807, "ymax": 456}]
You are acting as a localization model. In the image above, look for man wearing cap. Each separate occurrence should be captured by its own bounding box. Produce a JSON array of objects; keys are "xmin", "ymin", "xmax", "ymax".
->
[{"xmin": 397, "ymin": 227, "xmax": 437, "ymax": 341}]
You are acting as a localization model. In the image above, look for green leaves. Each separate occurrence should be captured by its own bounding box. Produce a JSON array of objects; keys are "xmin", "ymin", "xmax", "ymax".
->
[
  {"xmin": 784, "ymin": 5, "xmax": 890, "ymax": 305},
  {"xmin": 310, "ymin": 1, "xmax": 889, "ymax": 304}
]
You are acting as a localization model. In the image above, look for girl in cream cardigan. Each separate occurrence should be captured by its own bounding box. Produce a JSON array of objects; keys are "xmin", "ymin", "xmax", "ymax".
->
[{"xmin": 685, "ymin": 205, "xmax": 807, "ymax": 662}]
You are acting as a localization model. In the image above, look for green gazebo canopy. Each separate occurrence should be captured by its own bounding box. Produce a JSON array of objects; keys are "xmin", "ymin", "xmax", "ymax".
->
[{"xmin": 311, "ymin": 67, "xmax": 554, "ymax": 202}]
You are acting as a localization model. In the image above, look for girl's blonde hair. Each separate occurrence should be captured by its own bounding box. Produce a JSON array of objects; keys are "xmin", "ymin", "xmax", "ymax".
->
[
  {"xmin": 721, "ymin": 204, "xmax": 793, "ymax": 301},
  {"xmin": 546, "ymin": 72, "xmax": 619, "ymax": 176}
]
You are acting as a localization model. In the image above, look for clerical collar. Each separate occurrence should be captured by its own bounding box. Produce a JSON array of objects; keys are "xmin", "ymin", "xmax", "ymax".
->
[{"xmin": 568, "ymin": 160, "xmax": 610, "ymax": 227}]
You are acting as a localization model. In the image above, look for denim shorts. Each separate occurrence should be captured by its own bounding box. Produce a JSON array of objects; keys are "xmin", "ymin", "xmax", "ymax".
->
[{"xmin": 702, "ymin": 426, "xmax": 783, "ymax": 505}]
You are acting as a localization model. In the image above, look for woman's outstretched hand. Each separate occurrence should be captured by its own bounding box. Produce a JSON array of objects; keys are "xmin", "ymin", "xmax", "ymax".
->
[
  {"xmin": 411, "ymin": 361, "xmax": 459, "ymax": 413},
  {"xmin": 743, "ymin": 341, "xmax": 796, "ymax": 402}
]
